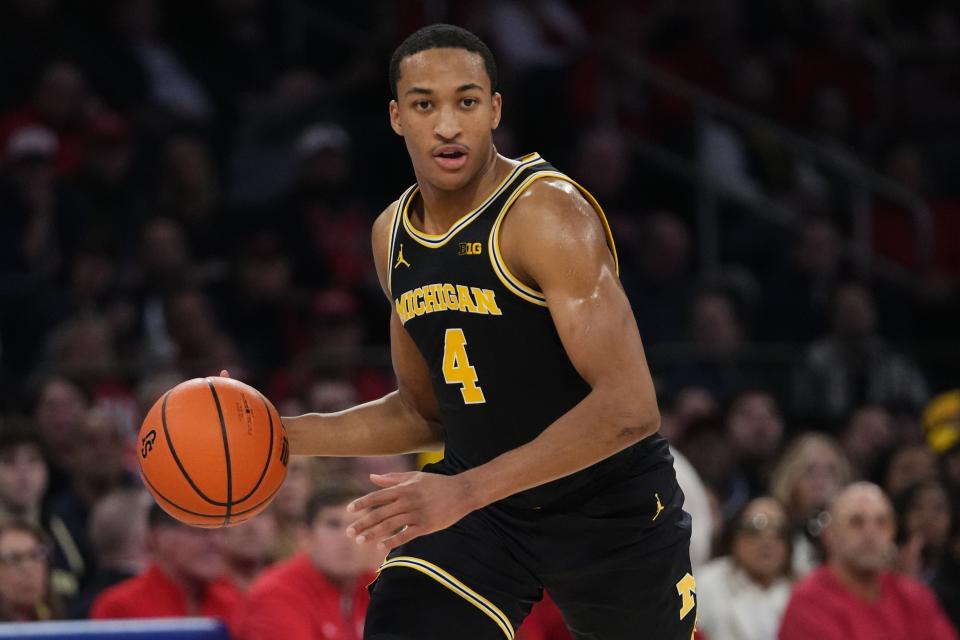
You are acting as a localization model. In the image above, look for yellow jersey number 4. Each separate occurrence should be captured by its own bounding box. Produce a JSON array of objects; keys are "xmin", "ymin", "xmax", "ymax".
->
[{"xmin": 442, "ymin": 328, "xmax": 485, "ymax": 404}]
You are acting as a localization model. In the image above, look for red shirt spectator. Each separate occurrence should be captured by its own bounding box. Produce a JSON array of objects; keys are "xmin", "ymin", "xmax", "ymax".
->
[
  {"xmin": 90, "ymin": 564, "xmax": 242, "ymax": 620},
  {"xmin": 236, "ymin": 554, "xmax": 373, "ymax": 640},
  {"xmin": 778, "ymin": 483, "xmax": 957, "ymax": 640},
  {"xmin": 234, "ymin": 480, "xmax": 380, "ymax": 640},
  {"xmin": 778, "ymin": 566, "xmax": 956, "ymax": 640},
  {"xmin": 90, "ymin": 504, "xmax": 241, "ymax": 623}
]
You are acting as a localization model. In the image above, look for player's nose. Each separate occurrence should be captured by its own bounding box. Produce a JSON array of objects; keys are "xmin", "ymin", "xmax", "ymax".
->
[{"xmin": 434, "ymin": 106, "xmax": 462, "ymax": 140}]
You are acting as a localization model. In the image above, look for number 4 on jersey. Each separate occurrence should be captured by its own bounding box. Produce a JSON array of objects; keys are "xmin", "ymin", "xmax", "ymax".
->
[{"xmin": 443, "ymin": 328, "xmax": 486, "ymax": 404}]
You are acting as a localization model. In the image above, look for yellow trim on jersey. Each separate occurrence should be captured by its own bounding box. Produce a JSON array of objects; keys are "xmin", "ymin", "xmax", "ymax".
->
[
  {"xmin": 488, "ymin": 171, "xmax": 619, "ymax": 307},
  {"xmin": 378, "ymin": 555, "xmax": 514, "ymax": 640},
  {"xmin": 400, "ymin": 154, "xmax": 545, "ymax": 249},
  {"xmin": 387, "ymin": 186, "xmax": 415, "ymax": 296}
]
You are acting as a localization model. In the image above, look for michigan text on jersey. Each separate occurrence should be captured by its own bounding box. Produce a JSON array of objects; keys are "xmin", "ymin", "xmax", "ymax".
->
[{"xmin": 395, "ymin": 284, "xmax": 503, "ymax": 324}]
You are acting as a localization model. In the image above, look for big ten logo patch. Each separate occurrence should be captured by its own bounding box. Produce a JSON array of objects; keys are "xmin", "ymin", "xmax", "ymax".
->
[
  {"xmin": 235, "ymin": 395, "xmax": 254, "ymax": 435},
  {"xmin": 458, "ymin": 242, "xmax": 482, "ymax": 256}
]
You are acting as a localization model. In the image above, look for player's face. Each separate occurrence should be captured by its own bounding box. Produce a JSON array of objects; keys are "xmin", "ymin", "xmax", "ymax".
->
[{"xmin": 390, "ymin": 48, "xmax": 502, "ymax": 192}]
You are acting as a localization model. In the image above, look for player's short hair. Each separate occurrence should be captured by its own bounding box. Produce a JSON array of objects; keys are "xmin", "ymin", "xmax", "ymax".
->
[
  {"xmin": 303, "ymin": 477, "xmax": 369, "ymax": 525},
  {"xmin": 389, "ymin": 23, "xmax": 497, "ymax": 99}
]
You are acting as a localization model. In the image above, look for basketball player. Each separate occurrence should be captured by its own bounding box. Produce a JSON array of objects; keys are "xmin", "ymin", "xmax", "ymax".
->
[{"xmin": 233, "ymin": 24, "xmax": 695, "ymax": 640}]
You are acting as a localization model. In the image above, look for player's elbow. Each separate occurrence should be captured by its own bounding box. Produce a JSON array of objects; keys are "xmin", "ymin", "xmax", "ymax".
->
[{"xmin": 606, "ymin": 394, "xmax": 660, "ymax": 444}]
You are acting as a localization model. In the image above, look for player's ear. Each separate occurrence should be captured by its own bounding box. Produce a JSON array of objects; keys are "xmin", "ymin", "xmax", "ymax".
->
[
  {"xmin": 389, "ymin": 100, "xmax": 403, "ymax": 136},
  {"xmin": 491, "ymin": 92, "xmax": 502, "ymax": 130}
]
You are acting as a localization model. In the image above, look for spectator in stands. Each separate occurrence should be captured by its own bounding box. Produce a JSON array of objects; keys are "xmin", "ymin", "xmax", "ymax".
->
[
  {"xmin": 47, "ymin": 405, "xmax": 134, "ymax": 592},
  {"xmin": 894, "ymin": 479, "xmax": 953, "ymax": 583},
  {"xmin": 0, "ymin": 424, "xmax": 49, "ymax": 526},
  {"xmin": 68, "ymin": 488, "xmax": 150, "ymax": 619},
  {"xmin": 0, "ymin": 519, "xmax": 62, "ymax": 621},
  {"xmin": 666, "ymin": 289, "xmax": 748, "ymax": 399},
  {"xmin": 234, "ymin": 480, "xmax": 378, "ymax": 640},
  {"xmin": 770, "ymin": 433, "xmax": 852, "ymax": 576},
  {"xmin": 221, "ymin": 512, "xmax": 277, "ymax": 592},
  {"xmin": 793, "ymin": 282, "xmax": 929, "ymax": 427},
  {"xmin": 623, "ymin": 212, "xmax": 696, "ymax": 348},
  {"xmin": 841, "ymin": 405, "xmax": 895, "ymax": 481},
  {"xmin": 0, "ymin": 421, "xmax": 82, "ymax": 600},
  {"xmin": 762, "ymin": 218, "xmax": 847, "ymax": 343},
  {"xmin": 0, "ymin": 60, "xmax": 94, "ymax": 176},
  {"xmin": 28, "ymin": 375, "xmax": 90, "ymax": 497},
  {"xmin": 924, "ymin": 389, "xmax": 960, "ymax": 491},
  {"xmin": 90, "ymin": 503, "xmax": 240, "ymax": 621},
  {"xmin": 777, "ymin": 482, "xmax": 957, "ymax": 640},
  {"xmin": 882, "ymin": 443, "xmax": 938, "ymax": 497},
  {"xmin": 678, "ymin": 415, "xmax": 748, "ymax": 525},
  {"xmin": 698, "ymin": 497, "xmax": 794, "ymax": 640},
  {"xmin": 725, "ymin": 389, "xmax": 785, "ymax": 497},
  {"xmin": 269, "ymin": 455, "xmax": 315, "ymax": 562},
  {"xmin": 932, "ymin": 498, "xmax": 960, "ymax": 632}
]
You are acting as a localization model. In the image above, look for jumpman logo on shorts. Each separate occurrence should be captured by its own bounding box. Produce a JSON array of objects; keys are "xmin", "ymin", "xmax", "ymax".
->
[
  {"xmin": 395, "ymin": 243, "xmax": 411, "ymax": 269},
  {"xmin": 652, "ymin": 493, "xmax": 665, "ymax": 521}
]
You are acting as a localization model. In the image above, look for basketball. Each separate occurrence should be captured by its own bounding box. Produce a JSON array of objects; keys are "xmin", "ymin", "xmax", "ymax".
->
[{"xmin": 138, "ymin": 377, "xmax": 289, "ymax": 528}]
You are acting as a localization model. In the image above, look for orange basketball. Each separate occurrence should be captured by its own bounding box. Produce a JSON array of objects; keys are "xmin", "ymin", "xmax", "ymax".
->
[{"xmin": 138, "ymin": 377, "xmax": 289, "ymax": 528}]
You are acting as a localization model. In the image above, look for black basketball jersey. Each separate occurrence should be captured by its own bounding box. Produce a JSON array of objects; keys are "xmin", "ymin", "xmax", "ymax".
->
[{"xmin": 387, "ymin": 153, "xmax": 671, "ymax": 509}]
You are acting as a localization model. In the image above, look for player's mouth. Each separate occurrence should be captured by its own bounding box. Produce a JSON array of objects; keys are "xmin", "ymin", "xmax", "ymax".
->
[{"xmin": 433, "ymin": 146, "xmax": 469, "ymax": 171}]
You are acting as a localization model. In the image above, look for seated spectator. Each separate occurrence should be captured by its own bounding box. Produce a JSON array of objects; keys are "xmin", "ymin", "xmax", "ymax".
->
[
  {"xmin": 931, "ymin": 499, "xmax": 960, "ymax": 632},
  {"xmin": 28, "ymin": 375, "xmax": 90, "ymax": 497},
  {"xmin": 222, "ymin": 511, "xmax": 276, "ymax": 591},
  {"xmin": 894, "ymin": 480, "xmax": 953, "ymax": 583},
  {"xmin": 923, "ymin": 389, "xmax": 960, "ymax": 491},
  {"xmin": 234, "ymin": 480, "xmax": 378, "ymax": 640},
  {"xmin": 840, "ymin": 405, "xmax": 895, "ymax": 481},
  {"xmin": 777, "ymin": 482, "xmax": 957, "ymax": 640},
  {"xmin": 770, "ymin": 433, "xmax": 852, "ymax": 576},
  {"xmin": 793, "ymin": 283, "xmax": 928, "ymax": 428},
  {"xmin": 0, "ymin": 422, "xmax": 81, "ymax": 600},
  {"xmin": 268, "ymin": 455, "xmax": 315, "ymax": 562},
  {"xmin": 90, "ymin": 504, "xmax": 241, "ymax": 621},
  {"xmin": 67, "ymin": 488, "xmax": 150, "ymax": 619},
  {"xmin": 882, "ymin": 443, "xmax": 938, "ymax": 497},
  {"xmin": 47, "ymin": 405, "xmax": 135, "ymax": 593},
  {"xmin": 0, "ymin": 519, "xmax": 62, "ymax": 621},
  {"xmin": 698, "ymin": 497, "xmax": 794, "ymax": 640},
  {"xmin": 725, "ymin": 389, "xmax": 785, "ymax": 497}
]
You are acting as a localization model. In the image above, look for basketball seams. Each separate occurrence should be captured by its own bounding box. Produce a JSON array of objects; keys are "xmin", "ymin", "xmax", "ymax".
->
[
  {"xmin": 161, "ymin": 390, "xmax": 230, "ymax": 507},
  {"xmin": 230, "ymin": 390, "xmax": 275, "ymax": 504},
  {"xmin": 205, "ymin": 379, "xmax": 233, "ymax": 527},
  {"xmin": 142, "ymin": 471, "xmax": 284, "ymax": 522}
]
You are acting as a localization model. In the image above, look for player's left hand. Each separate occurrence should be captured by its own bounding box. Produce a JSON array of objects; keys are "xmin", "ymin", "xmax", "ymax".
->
[{"xmin": 345, "ymin": 471, "xmax": 476, "ymax": 552}]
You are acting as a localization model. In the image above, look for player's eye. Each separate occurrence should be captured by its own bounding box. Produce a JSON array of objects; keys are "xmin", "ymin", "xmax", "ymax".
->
[
  {"xmin": 414, "ymin": 100, "xmax": 432, "ymax": 111},
  {"xmin": 461, "ymin": 98, "xmax": 479, "ymax": 108}
]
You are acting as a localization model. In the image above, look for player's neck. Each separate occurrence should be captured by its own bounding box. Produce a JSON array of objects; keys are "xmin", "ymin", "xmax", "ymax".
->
[{"xmin": 416, "ymin": 146, "xmax": 508, "ymax": 232}]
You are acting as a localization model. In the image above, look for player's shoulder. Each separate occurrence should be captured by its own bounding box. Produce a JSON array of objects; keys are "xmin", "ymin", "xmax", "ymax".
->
[
  {"xmin": 512, "ymin": 176, "xmax": 595, "ymax": 223},
  {"xmin": 372, "ymin": 198, "xmax": 402, "ymax": 242},
  {"xmin": 504, "ymin": 175, "xmax": 607, "ymax": 252}
]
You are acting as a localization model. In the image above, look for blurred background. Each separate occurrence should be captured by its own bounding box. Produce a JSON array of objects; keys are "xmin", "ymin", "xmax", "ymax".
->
[{"xmin": 0, "ymin": 0, "xmax": 958, "ymax": 638}]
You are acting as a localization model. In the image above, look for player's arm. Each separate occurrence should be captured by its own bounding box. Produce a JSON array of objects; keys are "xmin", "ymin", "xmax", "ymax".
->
[
  {"xmin": 280, "ymin": 204, "xmax": 444, "ymax": 456},
  {"xmin": 456, "ymin": 178, "xmax": 660, "ymax": 501},
  {"xmin": 345, "ymin": 179, "xmax": 661, "ymax": 549}
]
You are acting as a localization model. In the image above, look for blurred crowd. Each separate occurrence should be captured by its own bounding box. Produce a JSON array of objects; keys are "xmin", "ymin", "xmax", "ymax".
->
[{"xmin": 0, "ymin": 0, "xmax": 958, "ymax": 638}]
